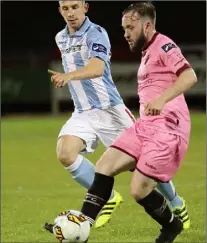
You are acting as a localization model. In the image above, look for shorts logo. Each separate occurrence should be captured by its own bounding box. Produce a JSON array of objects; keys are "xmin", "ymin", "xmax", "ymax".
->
[
  {"xmin": 145, "ymin": 162, "xmax": 156, "ymax": 170},
  {"xmin": 161, "ymin": 43, "xmax": 176, "ymax": 53},
  {"xmin": 92, "ymin": 43, "xmax": 107, "ymax": 55}
]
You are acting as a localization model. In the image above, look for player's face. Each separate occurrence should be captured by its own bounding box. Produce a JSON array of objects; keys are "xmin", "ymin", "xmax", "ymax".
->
[
  {"xmin": 59, "ymin": 1, "xmax": 88, "ymax": 31},
  {"xmin": 122, "ymin": 11, "xmax": 148, "ymax": 52}
]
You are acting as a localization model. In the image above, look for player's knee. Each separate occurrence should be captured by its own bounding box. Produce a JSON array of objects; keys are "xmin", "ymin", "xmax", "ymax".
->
[
  {"xmin": 57, "ymin": 149, "xmax": 77, "ymax": 167},
  {"xmin": 130, "ymin": 186, "xmax": 143, "ymax": 201},
  {"xmin": 56, "ymin": 137, "xmax": 79, "ymax": 167},
  {"xmin": 130, "ymin": 181, "xmax": 150, "ymax": 201},
  {"xmin": 95, "ymin": 158, "xmax": 114, "ymax": 176},
  {"xmin": 95, "ymin": 147, "xmax": 134, "ymax": 177}
]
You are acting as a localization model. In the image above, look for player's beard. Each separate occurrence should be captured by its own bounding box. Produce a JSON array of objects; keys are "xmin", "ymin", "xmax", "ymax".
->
[{"xmin": 131, "ymin": 28, "xmax": 147, "ymax": 53}]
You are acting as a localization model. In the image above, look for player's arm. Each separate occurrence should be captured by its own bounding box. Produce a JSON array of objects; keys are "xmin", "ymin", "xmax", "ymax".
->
[
  {"xmin": 49, "ymin": 28, "xmax": 110, "ymax": 87},
  {"xmin": 48, "ymin": 57, "xmax": 104, "ymax": 85},
  {"xmin": 53, "ymin": 33, "xmax": 104, "ymax": 79},
  {"xmin": 159, "ymin": 68, "xmax": 197, "ymax": 104},
  {"xmin": 159, "ymin": 43, "xmax": 197, "ymax": 103},
  {"xmin": 63, "ymin": 57, "xmax": 105, "ymax": 80},
  {"xmin": 144, "ymin": 43, "xmax": 197, "ymax": 115},
  {"xmin": 53, "ymin": 31, "xmax": 107, "ymax": 80},
  {"xmin": 65, "ymin": 28, "xmax": 110, "ymax": 80}
]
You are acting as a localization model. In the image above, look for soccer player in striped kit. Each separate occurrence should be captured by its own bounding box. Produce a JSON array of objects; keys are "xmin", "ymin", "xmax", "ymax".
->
[{"xmin": 46, "ymin": 1, "xmax": 189, "ymax": 230}]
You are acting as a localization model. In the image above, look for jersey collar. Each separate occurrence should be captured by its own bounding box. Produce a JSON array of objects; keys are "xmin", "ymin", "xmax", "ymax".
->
[{"xmin": 142, "ymin": 31, "xmax": 159, "ymax": 51}]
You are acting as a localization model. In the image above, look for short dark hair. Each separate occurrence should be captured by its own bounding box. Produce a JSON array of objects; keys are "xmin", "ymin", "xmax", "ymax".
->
[{"xmin": 122, "ymin": 2, "xmax": 156, "ymax": 24}]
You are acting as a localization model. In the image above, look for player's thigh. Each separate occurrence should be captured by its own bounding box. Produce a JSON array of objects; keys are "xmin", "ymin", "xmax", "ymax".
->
[
  {"xmin": 137, "ymin": 130, "xmax": 185, "ymax": 183},
  {"xmin": 91, "ymin": 104, "xmax": 135, "ymax": 147},
  {"xmin": 96, "ymin": 123, "xmax": 142, "ymax": 176},
  {"xmin": 58, "ymin": 113, "xmax": 98, "ymax": 154},
  {"xmin": 96, "ymin": 147, "xmax": 136, "ymax": 177}
]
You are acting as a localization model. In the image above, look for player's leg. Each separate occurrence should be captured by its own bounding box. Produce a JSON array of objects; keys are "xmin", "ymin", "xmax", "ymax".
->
[
  {"xmin": 157, "ymin": 181, "xmax": 183, "ymax": 208},
  {"xmin": 57, "ymin": 114, "xmax": 117, "ymax": 201},
  {"xmin": 91, "ymin": 105, "xmax": 135, "ymax": 228},
  {"xmin": 155, "ymin": 130, "xmax": 190, "ymax": 230},
  {"xmin": 108, "ymin": 105, "xmax": 188, "ymax": 226},
  {"xmin": 157, "ymin": 181, "xmax": 190, "ymax": 229},
  {"xmin": 57, "ymin": 135, "xmax": 96, "ymax": 189},
  {"xmin": 80, "ymin": 122, "xmax": 139, "ymax": 226},
  {"xmin": 44, "ymin": 145, "xmax": 136, "ymax": 234},
  {"xmin": 80, "ymin": 126, "xmax": 182, "ymax": 242},
  {"xmin": 81, "ymin": 146, "xmax": 136, "ymax": 225},
  {"xmin": 133, "ymin": 129, "xmax": 189, "ymax": 242},
  {"xmin": 130, "ymin": 170, "xmax": 183, "ymax": 243},
  {"xmin": 57, "ymin": 114, "xmax": 100, "ymax": 189}
]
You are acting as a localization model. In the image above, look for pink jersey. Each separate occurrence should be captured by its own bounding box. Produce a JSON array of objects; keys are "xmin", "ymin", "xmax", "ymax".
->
[{"xmin": 138, "ymin": 32, "xmax": 192, "ymax": 144}]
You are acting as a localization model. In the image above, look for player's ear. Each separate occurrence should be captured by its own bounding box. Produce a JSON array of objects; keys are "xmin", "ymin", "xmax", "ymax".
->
[
  {"xmin": 83, "ymin": 2, "xmax": 89, "ymax": 14},
  {"xmin": 58, "ymin": 7, "xmax": 62, "ymax": 16},
  {"xmin": 144, "ymin": 21, "xmax": 150, "ymax": 35},
  {"xmin": 145, "ymin": 21, "xmax": 150, "ymax": 30}
]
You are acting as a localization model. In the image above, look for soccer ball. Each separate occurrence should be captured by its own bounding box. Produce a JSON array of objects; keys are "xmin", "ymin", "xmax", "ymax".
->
[{"xmin": 53, "ymin": 210, "xmax": 90, "ymax": 243}]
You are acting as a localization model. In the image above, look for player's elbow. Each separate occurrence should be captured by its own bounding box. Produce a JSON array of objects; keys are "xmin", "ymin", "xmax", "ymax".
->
[
  {"xmin": 181, "ymin": 68, "xmax": 198, "ymax": 85},
  {"xmin": 191, "ymin": 68, "xmax": 197, "ymax": 83},
  {"xmin": 193, "ymin": 73, "xmax": 198, "ymax": 84},
  {"xmin": 87, "ymin": 66, "xmax": 104, "ymax": 79},
  {"xmin": 189, "ymin": 68, "xmax": 198, "ymax": 84},
  {"xmin": 89, "ymin": 57, "xmax": 105, "ymax": 77},
  {"xmin": 89, "ymin": 66, "xmax": 104, "ymax": 78},
  {"xmin": 92, "ymin": 61, "xmax": 105, "ymax": 77},
  {"xmin": 95, "ymin": 66, "xmax": 104, "ymax": 77}
]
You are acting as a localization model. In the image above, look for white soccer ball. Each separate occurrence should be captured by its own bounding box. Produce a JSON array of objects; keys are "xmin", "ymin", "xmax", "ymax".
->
[{"xmin": 53, "ymin": 210, "xmax": 90, "ymax": 243}]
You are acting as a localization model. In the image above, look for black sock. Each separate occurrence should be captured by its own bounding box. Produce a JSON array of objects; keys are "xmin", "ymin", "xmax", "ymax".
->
[
  {"xmin": 137, "ymin": 190, "xmax": 174, "ymax": 227},
  {"xmin": 81, "ymin": 172, "xmax": 114, "ymax": 225}
]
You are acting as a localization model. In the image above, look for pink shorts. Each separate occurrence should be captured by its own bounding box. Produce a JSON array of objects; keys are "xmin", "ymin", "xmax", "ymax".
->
[{"xmin": 111, "ymin": 119, "xmax": 188, "ymax": 182}]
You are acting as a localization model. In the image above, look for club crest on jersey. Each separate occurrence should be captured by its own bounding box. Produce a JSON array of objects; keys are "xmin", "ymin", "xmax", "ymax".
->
[
  {"xmin": 92, "ymin": 43, "xmax": 107, "ymax": 54},
  {"xmin": 161, "ymin": 43, "xmax": 176, "ymax": 53}
]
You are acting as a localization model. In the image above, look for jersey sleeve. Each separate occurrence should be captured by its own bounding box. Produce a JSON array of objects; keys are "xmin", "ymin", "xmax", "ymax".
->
[
  {"xmin": 160, "ymin": 42, "xmax": 191, "ymax": 76},
  {"xmin": 55, "ymin": 33, "xmax": 62, "ymax": 51},
  {"xmin": 86, "ymin": 26, "xmax": 111, "ymax": 63}
]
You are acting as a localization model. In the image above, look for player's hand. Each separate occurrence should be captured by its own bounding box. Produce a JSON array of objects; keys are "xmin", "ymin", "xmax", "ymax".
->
[
  {"xmin": 48, "ymin": 69, "xmax": 71, "ymax": 88},
  {"xmin": 144, "ymin": 97, "xmax": 165, "ymax": 116}
]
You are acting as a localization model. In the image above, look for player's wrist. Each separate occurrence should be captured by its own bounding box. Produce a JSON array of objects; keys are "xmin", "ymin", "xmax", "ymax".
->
[
  {"xmin": 158, "ymin": 95, "xmax": 168, "ymax": 104},
  {"xmin": 65, "ymin": 72, "xmax": 73, "ymax": 82}
]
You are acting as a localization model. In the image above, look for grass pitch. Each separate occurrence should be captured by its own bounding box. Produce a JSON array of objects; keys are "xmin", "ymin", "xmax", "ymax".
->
[{"xmin": 2, "ymin": 112, "xmax": 206, "ymax": 242}]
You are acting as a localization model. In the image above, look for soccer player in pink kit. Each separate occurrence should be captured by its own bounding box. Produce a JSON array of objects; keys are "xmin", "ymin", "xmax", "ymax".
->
[{"xmin": 46, "ymin": 2, "xmax": 198, "ymax": 243}]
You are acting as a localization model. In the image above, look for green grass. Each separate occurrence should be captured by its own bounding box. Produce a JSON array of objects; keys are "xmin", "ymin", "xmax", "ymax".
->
[{"xmin": 2, "ymin": 112, "xmax": 206, "ymax": 242}]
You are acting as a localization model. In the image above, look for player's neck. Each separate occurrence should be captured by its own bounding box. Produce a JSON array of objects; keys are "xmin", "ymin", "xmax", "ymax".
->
[
  {"xmin": 146, "ymin": 30, "xmax": 157, "ymax": 44},
  {"xmin": 67, "ymin": 26, "xmax": 76, "ymax": 34},
  {"xmin": 67, "ymin": 17, "xmax": 86, "ymax": 35}
]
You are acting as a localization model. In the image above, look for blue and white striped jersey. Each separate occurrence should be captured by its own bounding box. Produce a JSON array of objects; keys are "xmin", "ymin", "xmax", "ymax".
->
[{"xmin": 55, "ymin": 17, "xmax": 123, "ymax": 112}]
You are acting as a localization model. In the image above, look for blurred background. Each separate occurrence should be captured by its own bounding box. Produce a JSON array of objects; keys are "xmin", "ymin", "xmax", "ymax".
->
[{"xmin": 2, "ymin": 1, "xmax": 206, "ymax": 115}]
